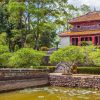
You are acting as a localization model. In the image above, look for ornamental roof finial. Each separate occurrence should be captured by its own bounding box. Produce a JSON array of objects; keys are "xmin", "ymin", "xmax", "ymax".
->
[{"xmin": 93, "ymin": 7, "xmax": 96, "ymax": 12}]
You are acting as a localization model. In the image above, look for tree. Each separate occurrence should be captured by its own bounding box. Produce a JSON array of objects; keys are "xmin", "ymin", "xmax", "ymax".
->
[
  {"xmin": 50, "ymin": 46, "xmax": 84, "ymax": 66},
  {"xmin": 7, "ymin": 0, "xmax": 26, "ymax": 51},
  {"xmin": 50, "ymin": 46, "xmax": 100, "ymax": 67},
  {"xmin": 0, "ymin": 0, "xmax": 77, "ymax": 51},
  {"xmin": 74, "ymin": 4, "xmax": 91, "ymax": 17},
  {"xmin": 26, "ymin": 0, "xmax": 77, "ymax": 50},
  {"xmin": 80, "ymin": 46, "xmax": 95, "ymax": 66},
  {"xmin": 0, "ymin": 6, "xmax": 8, "ymax": 33},
  {"xmin": 80, "ymin": 4, "xmax": 91, "ymax": 15},
  {"xmin": 50, "ymin": 46, "xmax": 85, "ymax": 74},
  {"xmin": 40, "ymin": 30, "xmax": 56, "ymax": 48}
]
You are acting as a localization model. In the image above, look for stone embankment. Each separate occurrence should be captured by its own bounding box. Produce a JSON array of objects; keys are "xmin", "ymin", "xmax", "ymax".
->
[
  {"xmin": 0, "ymin": 69, "xmax": 49, "ymax": 92},
  {"xmin": 49, "ymin": 74, "xmax": 100, "ymax": 90},
  {"xmin": 0, "ymin": 79, "xmax": 49, "ymax": 92},
  {"xmin": 0, "ymin": 69, "xmax": 100, "ymax": 92}
]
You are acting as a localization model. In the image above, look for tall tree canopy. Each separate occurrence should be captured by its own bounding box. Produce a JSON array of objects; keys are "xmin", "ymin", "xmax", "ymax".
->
[{"xmin": 0, "ymin": 0, "xmax": 77, "ymax": 51}]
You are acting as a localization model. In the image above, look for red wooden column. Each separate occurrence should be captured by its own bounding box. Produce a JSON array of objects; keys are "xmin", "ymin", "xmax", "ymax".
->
[
  {"xmin": 78, "ymin": 37, "xmax": 81, "ymax": 46},
  {"xmin": 98, "ymin": 36, "xmax": 100, "ymax": 45},
  {"xmin": 97, "ymin": 36, "xmax": 99, "ymax": 45},
  {"xmin": 88, "ymin": 37, "xmax": 90, "ymax": 41},
  {"xmin": 70, "ymin": 37, "xmax": 72, "ymax": 45},
  {"xmin": 92, "ymin": 36, "xmax": 95, "ymax": 45}
]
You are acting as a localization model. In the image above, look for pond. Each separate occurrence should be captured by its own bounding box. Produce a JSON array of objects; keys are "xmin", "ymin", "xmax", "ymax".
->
[{"xmin": 0, "ymin": 87, "xmax": 100, "ymax": 100}]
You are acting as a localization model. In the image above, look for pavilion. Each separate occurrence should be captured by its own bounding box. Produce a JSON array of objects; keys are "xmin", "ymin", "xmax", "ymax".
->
[{"xmin": 59, "ymin": 11, "xmax": 100, "ymax": 47}]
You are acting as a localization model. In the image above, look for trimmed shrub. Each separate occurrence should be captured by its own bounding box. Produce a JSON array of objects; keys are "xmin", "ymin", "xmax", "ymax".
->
[
  {"xmin": 0, "ymin": 52, "xmax": 12, "ymax": 67},
  {"xmin": 81, "ymin": 46, "xmax": 95, "ymax": 66},
  {"xmin": 89, "ymin": 49, "xmax": 100, "ymax": 66},
  {"xmin": 30, "ymin": 66, "xmax": 55, "ymax": 72},
  {"xmin": 8, "ymin": 48, "xmax": 46, "ymax": 68},
  {"xmin": 50, "ymin": 46, "xmax": 84, "ymax": 65},
  {"xmin": 77, "ymin": 67, "xmax": 100, "ymax": 74},
  {"xmin": 0, "ymin": 45, "xmax": 9, "ymax": 54},
  {"xmin": 0, "ymin": 45, "xmax": 10, "ymax": 67}
]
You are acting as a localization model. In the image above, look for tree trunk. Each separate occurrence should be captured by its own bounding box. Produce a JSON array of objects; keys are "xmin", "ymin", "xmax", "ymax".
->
[{"xmin": 34, "ymin": 1, "xmax": 40, "ymax": 50}]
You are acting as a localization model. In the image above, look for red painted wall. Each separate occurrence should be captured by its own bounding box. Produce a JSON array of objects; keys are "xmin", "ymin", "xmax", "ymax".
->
[{"xmin": 71, "ymin": 21, "xmax": 100, "ymax": 32}]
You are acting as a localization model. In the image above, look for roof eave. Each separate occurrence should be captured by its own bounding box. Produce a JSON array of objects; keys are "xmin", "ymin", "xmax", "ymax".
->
[{"xmin": 69, "ymin": 19, "xmax": 100, "ymax": 24}]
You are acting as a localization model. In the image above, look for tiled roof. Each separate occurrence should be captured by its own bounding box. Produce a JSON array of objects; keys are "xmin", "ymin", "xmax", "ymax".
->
[
  {"xmin": 59, "ymin": 30, "xmax": 100, "ymax": 37},
  {"xmin": 69, "ymin": 11, "xmax": 100, "ymax": 24}
]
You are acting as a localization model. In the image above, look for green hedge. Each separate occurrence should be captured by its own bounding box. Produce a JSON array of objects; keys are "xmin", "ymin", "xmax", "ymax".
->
[
  {"xmin": 31, "ymin": 66, "xmax": 55, "ymax": 72},
  {"xmin": 35, "ymin": 66, "xmax": 100, "ymax": 74},
  {"xmin": 30, "ymin": 66, "xmax": 100, "ymax": 74},
  {"xmin": 77, "ymin": 67, "xmax": 100, "ymax": 74}
]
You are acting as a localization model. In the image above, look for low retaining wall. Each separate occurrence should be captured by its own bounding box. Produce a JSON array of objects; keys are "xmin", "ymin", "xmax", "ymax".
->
[
  {"xmin": 0, "ymin": 69, "xmax": 100, "ymax": 92},
  {"xmin": 0, "ymin": 69, "xmax": 49, "ymax": 92},
  {"xmin": 0, "ymin": 79, "xmax": 49, "ymax": 92},
  {"xmin": 49, "ymin": 74, "xmax": 100, "ymax": 90}
]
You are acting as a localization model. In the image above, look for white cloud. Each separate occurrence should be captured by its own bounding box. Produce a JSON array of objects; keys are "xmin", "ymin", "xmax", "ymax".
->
[{"xmin": 68, "ymin": 0, "xmax": 100, "ymax": 10}]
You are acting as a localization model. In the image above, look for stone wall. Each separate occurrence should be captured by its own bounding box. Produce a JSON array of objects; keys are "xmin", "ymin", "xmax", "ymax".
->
[
  {"xmin": 0, "ymin": 69, "xmax": 49, "ymax": 92},
  {"xmin": 0, "ymin": 69, "xmax": 49, "ymax": 78},
  {"xmin": 0, "ymin": 69, "xmax": 100, "ymax": 92},
  {"xmin": 0, "ymin": 79, "xmax": 49, "ymax": 92},
  {"xmin": 49, "ymin": 75, "xmax": 100, "ymax": 90}
]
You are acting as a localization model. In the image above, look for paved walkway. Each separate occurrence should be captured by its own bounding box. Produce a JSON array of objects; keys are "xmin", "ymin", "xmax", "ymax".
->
[{"xmin": 50, "ymin": 73, "xmax": 100, "ymax": 78}]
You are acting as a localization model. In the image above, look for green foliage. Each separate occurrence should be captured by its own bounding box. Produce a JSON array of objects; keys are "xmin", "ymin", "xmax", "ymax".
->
[
  {"xmin": 7, "ymin": 0, "xmax": 25, "ymax": 25},
  {"xmin": 50, "ymin": 46, "xmax": 84, "ymax": 65},
  {"xmin": 80, "ymin": 41, "xmax": 92, "ymax": 46},
  {"xmin": 80, "ymin": 46, "xmax": 95, "ymax": 65},
  {"xmin": 80, "ymin": 4, "xmax": 91, "ymax": 14},
  {"xmin": 40, "ymin": 31, "xmax": 56, "ymax": 48},
  {"xmin": 0, "ymin": 6, "xmax": 8, "ymax": 33},
  {"xmin": 0, "ymin": 32, "xmax": 7, "ymax": 45},
  {"xmin": 0, "ymin": 0, "xmax": 77, "ymax": 51},
  {"xmin": 22, "ymin": 65, "xmax": 100, "ymax": 74},
  {"xmin": 78, "ymin": 67, "xmax": 100, "ymax": 74},
  {"xmin": 50, "ymin": 46, "xmax": 100, "ymax": 67},
  {"xmin": 96, "ymin": 46, "xmax": 100, "ymax": 49},
  {"xmin": 25, "ymin": 34, "xmax": 35, "ymax": 48},
  {"xmin": 89, "ymin": 49, "xmax": 100, "ymax": 66},
  {"xmin": 76, "ymin": 4, "xmax": 91, "ymax": 17},
  {"xmin": 0, "ymin": 52, "xmax": 12, "ymax": 67},
  {"xmin": 30, "ymin": 66, "xmax": 55, "ymax": 72},
  {"xmin": 0, "ymin": 0, "xmax": 91, "ymax": 51},
  {"xmin": 8, "ymin": 48, "xmax": 46, "ymax": 68},
  {"xmin": 0, "ymin": 45, "xmax": 9, "ymax": 54},
  {"xmin": 0, "ymin": 45, "xmax": 9, "ymax": 67}
]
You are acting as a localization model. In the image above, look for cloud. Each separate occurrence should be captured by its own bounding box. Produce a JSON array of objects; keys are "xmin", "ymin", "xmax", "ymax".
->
[{"xmin": 68, "ymin": 0, "xmax": 100, "ymax": 10}]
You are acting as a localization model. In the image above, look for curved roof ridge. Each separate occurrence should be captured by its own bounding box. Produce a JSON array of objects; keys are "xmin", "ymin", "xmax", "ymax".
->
[{"xmin": 69, "ymin": 11, "xmax": 100, "ymax": 24}]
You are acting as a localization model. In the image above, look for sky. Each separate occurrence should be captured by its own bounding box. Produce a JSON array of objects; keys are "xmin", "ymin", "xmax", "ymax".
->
[{"xmin": 68, "ymin": 0, "xmax": 100, "ymax": 10}]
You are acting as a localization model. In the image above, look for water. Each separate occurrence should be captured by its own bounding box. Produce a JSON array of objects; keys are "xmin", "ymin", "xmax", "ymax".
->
[{"xmin": 0, "ymin": 87, "xmax": 100, "ymax": 100}]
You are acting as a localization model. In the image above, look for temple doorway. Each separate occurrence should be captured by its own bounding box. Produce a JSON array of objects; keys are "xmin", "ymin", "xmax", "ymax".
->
[
  {"xmin": 72, "ymin": 38, "xmax": 78, "ymax": 45},
  {"xmin": 95, "ymin": 36, "xmax": 100, "ymax": 45}
]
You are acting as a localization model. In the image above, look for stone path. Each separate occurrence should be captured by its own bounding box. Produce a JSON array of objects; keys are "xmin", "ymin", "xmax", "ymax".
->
[{"xmin": 50, "ymin": 73, "xmax": 100, "ymax": 78}]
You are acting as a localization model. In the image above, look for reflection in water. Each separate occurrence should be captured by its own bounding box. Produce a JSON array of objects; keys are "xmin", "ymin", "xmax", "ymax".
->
[{"xmin": 0, "ymin": 87, "xmax": 100, "ymax": 100}]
